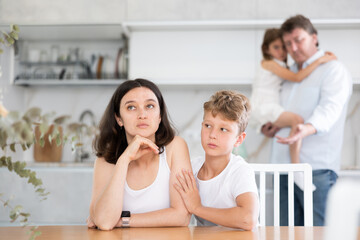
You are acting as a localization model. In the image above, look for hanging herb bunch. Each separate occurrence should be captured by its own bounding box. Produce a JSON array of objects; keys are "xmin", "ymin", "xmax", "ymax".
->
[
  {"xmin": 0, "ymin": 107, "xmax": 97, "ymax": 239},
  {"xmin": 0, "ymin": 24, "xmax": 19, "ymax": 55}
]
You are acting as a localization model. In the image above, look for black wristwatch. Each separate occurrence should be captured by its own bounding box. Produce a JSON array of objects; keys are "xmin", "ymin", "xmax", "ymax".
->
[{"xmin": 121, "ymin": 211, "xmax": 131, "ymax": 227}]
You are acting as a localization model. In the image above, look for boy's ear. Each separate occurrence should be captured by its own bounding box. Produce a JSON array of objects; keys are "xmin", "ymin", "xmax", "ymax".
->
[{"xmin": 234, "ymin": 132, "xmax": 246, "ymax": 147}]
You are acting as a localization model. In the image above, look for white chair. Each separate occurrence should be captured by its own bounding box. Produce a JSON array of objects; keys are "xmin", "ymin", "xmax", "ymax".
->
[
  {"xmin": 325, "ymin": 178, "xmax": 360, "ymax": 240},
  {"xmin": 250, "ymin": 163, "xmax": 313, "ymax": 226}
]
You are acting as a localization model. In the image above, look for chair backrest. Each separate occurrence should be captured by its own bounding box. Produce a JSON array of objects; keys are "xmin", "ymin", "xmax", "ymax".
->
[{"xmin": 250, "ymin": 163, "xmax": 313, "ymax": 226}]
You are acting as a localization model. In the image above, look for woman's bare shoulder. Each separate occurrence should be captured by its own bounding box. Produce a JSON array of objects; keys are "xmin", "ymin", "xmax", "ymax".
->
[
  {"xmin": 166, "ymin": 136, "xmax": 187, "ymax": 151},
  {"xmin": 165, "ymin": 136, "xmax": 190, "ymax": 167},
  {"xmin": 94, "ymin": 157, "xmax": 115, "ymax": 171}
]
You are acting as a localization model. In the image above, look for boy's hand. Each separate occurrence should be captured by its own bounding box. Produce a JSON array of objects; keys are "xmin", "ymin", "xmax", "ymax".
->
[
  {"xmin": 86, "ymin": 216, "xmax": 96, "ymax": 229},
  {"xmin": 174, "ymin": 169, "xmax": 202, "ymax": 214}
]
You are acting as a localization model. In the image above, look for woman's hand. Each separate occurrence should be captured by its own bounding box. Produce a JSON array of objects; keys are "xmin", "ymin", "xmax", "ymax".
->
[
  {"xmin": 174, "ymin": 169, "xmax": 202, "ymax": 214},
  {"xmin": 121, "ymin": 135, "xmax": 159, "ymax": 162}
]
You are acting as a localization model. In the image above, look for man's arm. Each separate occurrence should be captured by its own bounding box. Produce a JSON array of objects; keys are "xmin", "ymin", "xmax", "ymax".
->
[{"xmin": 306, "ymin": 62, "xmax": 352, "ymax": 133}]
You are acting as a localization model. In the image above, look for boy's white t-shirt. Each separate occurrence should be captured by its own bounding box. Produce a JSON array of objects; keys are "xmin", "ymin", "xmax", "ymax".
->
[{"xmin": 191, "ymin": 154, "xmax": 258, "ymax": 226}]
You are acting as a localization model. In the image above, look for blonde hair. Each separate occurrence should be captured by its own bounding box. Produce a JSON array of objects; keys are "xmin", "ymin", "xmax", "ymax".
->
[{"xmin": 203, "ymin": 90, "xmax": 251, "ymax": 133}]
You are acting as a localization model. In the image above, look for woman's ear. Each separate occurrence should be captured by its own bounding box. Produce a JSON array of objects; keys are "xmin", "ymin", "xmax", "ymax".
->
[
  {"xmin": 157, "ymin": 113, "xmax": 161, "ymax": 125},
  {"xmin": 234, "ymin": 132, "xmax": 246, "ymax": 147},
  {"xmin": 115, "ymin": 115, "xmax": 123, "ymax": 127}
]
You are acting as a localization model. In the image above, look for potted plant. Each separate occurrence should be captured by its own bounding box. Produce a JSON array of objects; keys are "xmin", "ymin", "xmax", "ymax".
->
[{"xmin": 0, "ymin": 25, "xmax": 96, "ymax": 240}]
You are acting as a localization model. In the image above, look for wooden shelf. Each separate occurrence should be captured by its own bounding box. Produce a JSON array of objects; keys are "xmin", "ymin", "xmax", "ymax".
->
[{"xmin": 0, "ymin": 24, "xmax": 123, "ymax": 40}]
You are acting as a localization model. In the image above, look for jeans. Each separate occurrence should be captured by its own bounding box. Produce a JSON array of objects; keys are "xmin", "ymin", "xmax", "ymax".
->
[{"xmin": 279, "ymin": 169, "xmax": 338, "ymax": 226}]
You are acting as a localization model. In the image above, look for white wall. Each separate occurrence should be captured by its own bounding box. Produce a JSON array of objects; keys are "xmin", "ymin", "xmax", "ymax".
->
[
  {"xmin": 1, "ymin": 0, "xmax": 360, "ymax": 226},
  {"xmin": 1, "ymin": 0, "xmax": 359, "ymax": 166}
]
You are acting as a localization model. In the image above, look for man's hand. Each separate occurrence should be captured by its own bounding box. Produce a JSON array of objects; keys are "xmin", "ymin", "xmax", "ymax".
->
[
  {"xmin": 174, "ymin": 169, "xmax": 202, "ymax": 214},
  {"xmin": 276, "ymin": 123, "xmax": 316, "ymax": 144},
  {"xmin": 261, "ymin": 122, "xmax": 280, "ymax": 138}
]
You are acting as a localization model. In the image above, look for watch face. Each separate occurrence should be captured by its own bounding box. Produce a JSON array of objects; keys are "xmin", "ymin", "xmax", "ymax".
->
[{"xmin": 121, "ymin": 211, "xmax": 131, "ymax": 218}]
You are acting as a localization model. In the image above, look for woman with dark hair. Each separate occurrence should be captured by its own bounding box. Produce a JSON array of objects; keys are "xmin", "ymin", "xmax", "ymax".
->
[{"xmin": 87, "ymin": 79, "xmax": 191, "ymax": 230}]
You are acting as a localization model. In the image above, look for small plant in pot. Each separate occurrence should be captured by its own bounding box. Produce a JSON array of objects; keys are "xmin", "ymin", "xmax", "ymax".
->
[{"xmin": 0, "ymin": 25, "xmax": 97, "ymax": 240}]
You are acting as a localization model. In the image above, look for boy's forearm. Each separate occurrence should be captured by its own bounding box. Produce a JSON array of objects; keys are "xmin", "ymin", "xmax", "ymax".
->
[{"xmin": 193, "ymin": 206, "xmax": 256, "ymax": 230}]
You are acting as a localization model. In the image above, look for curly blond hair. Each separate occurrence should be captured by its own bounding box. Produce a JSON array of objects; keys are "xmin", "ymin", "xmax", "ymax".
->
[{"xmin": 203, "ymin": 90, "xmax": 251, "ymax": 133}]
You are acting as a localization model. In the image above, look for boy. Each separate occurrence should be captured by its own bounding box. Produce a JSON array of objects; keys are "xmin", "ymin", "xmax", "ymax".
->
[{"xmin": 174, "ymin": 90, "xmax": 259, "ymax": 230}]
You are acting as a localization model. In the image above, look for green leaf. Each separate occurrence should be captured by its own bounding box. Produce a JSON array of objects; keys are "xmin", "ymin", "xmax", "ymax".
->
[
  {"xmin": 9, "ymin": 31, "xmax": 18, "ymax": 40},
  {"xmin": 28, "ymin": 226, "xmax": 39, "ymax": 233},
  {"xmin": 21, "ymin": 144, "xmax": 27, "ymax": 151},
  {"xmin": 12, "ymin": 24, "xmax": 19, "ymax": 32},
  {"xmin": 29, "ymin": 230, "xmax": 42, "ymax": 240},
  {"xmin": 12, "ymin": 121, "xmax": 24, "ymax": 134},
  {"xmin": 0, "ymin": 130, "xmax": 8, "ymax": 149},
  {"xmin": 71, "ymin": 135, "xmax": 77, "ymax": 142},
  {"xmin": 0, "ymin": 156, "xmax": 6, "ymax": 166},
  {"xmin": 5, "ymin": 35, "xmax": 14, "ymax": 45},
  {"xmin": 24, "ymin": 107, "xmax": 41, "ymax": 122},
  {"xmin": 6, "ymin": 158, "xmax": 13, "ymax": 171},
  {"xmin": 9, "ymin": 205, "xmax": 23, "ymax": 222},
  {"xmin": 56, "ymin": 134, "xmax": 61, "ymax": 146},
  {"xmin": 39, "ymin": 123, "xmax": 49, "ymax": 138},
  {"xmin": 10, "ymin": 143, "xmax": 16, "ymax": 152},
  {"xmin": 48, "ymin": 134, "xmax": 52, "ymax": 144},
  {"xmin": 14, "ymin": 161, "xmax": 21, "ymax": 172},
  {"xmin": 20, "ymin": 212, "xmax": 31, "ymax": 217},
  {"xmin": 0, "ymin": 48, "xmax": 3, "ymax": 54},
  {"xmin": 53, "ymin": 115, "xmax": 70, "ymax": 125},
  {"xmin": 42, "ymin": 111, "xmax": 56, "ymax": 123},
  {"xmin": 35, "ymin": 188, "xmax": 45, "ymax": 194},
  {"xmin": 39, "ymin": 137, "xmax": 45, "ymax": 148}
]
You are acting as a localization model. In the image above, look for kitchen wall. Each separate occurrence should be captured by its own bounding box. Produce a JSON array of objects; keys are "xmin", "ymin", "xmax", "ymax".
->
[
  {"xmin": 1, "ymin": 0, "xmax": 359, "ymax": 167},
  {"xmin": 1, "ymin": 0, "xmax": 360, "ymax": 227}
]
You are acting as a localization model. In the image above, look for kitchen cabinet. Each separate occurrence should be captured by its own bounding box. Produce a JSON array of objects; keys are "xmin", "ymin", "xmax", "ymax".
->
[
  {"xmin": 0, "ymin": 166, "xmax": 93, "ymax": 226},
  {"xmin": 3, "ymin": 19, "xmax": 360, "ymax": 87},
  {"xmin": 10, "ymin": 24, "xmax": 128, "ymax": 86},
  {"xmin": 125, "ymin": 19, "xmax": 360, "ymax": 88}
]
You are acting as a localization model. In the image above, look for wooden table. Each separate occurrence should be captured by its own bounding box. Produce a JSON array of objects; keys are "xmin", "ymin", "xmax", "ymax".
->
[{"xmin": 0, "ymin": 225, "xmax": 359, "ymax": 240}]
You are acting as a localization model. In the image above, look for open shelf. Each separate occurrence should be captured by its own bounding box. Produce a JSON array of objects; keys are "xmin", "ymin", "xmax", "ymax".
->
[
  {"xmin": 14, "ymin": 79, "xmax": 127, "ymax": 86},
  {"xmin": 122, "ymin": 19, "xmax": 360, "ymax": 33}
]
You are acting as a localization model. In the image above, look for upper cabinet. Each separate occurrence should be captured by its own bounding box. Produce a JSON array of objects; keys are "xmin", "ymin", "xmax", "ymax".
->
[
  {"xmin": 124, "ymin": 19, "xmax": 360, "ymax": 87},
  {"xmin": 11, "ymin": 24, "xmax": 128, "ymax": 86},
  {"xmin": 4, "ymin": 19, "xmax": 360, "ymax": 87}
]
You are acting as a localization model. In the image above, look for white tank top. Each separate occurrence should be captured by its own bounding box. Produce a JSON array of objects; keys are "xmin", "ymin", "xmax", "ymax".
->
[{"xmin": 122, "ymin": 148, "xmax": 171, "ymax": 214}]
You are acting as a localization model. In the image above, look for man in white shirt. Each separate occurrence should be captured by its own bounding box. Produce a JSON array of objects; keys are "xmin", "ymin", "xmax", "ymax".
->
[{"xmin": 262, "ymin": 15, "xmax": 352, "ymax": 226}]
